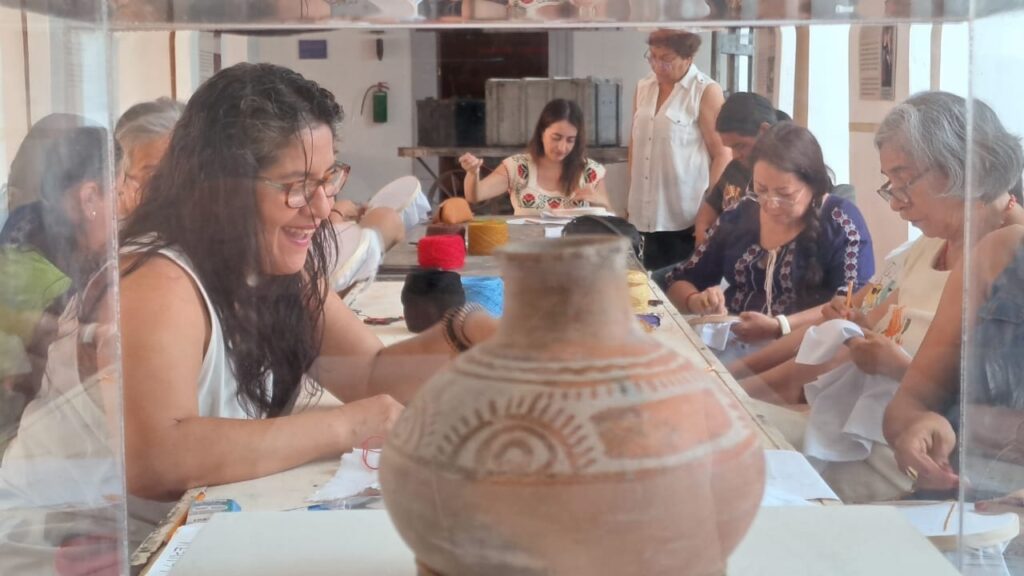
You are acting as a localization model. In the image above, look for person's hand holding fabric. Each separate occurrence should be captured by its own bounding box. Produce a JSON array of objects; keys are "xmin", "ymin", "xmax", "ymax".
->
[{"xmin": 845, "ymin": 330, "xmax": 911, "ymax": 380}]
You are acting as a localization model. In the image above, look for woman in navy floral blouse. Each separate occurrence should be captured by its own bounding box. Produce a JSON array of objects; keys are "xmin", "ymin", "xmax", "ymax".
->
[
  {"xmin": 666, "ymin": 122, "xmax": 874, "ymax": 343},
  {"xmin": 459, "ymin": 99, "xmax": 610, "ymax": 215}
]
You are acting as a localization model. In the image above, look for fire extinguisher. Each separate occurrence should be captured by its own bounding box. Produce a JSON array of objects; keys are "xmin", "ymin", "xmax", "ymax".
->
[{"xmin": 360, "ymin": 82, "xmax": 389, "ymax": 124}]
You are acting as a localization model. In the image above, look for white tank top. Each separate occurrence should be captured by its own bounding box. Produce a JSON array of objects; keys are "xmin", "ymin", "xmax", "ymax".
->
[{"xmin": 156, "ymin": 246, "xmax": 254, "ymax": 419}]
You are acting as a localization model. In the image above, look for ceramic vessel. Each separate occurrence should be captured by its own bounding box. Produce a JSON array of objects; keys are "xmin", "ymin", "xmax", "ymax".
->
[{"xmin": 380, "ymin": 235, "xmax": 765, "ymax": 576}]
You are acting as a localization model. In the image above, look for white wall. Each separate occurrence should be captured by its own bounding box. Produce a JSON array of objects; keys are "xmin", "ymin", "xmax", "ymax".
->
[
  {"xmin": 113, "ymin": 32, "xmax": 172, "ymax": 116},
  {"xmin": 0, "ymin": 6, "xmax": 29, "ymax": 185},
  {"xmin": 808, "ymin": 25, "xmax": 850, "ymax": 186},
  {"xmin": 24, "ymin": 11, "xmax": 51, "ymax": 123},
  {"xmin": 570, "ymin": 29, "xmax": 649, "ymax": 216},
  {"xmin": 939, "ymin": 23, "xmax": 968, "ymax": 98},
  {"xmin": 221, "ymin": 33, "xmax": 251, "ymax": 69},
  {"xmin": 973, "ymin": 13, "xmax": 1024, "ymax": 143},
  {"xmin": 250, "ymin": 30, "xmax": 416, "ymax": 204},
  {"xmin": 848, "ymin": 24, "xmax": 915, "ymax": 269},
  {"xmin": 778, "ymin": 26, "xmax": 796, "ymax": 118}
]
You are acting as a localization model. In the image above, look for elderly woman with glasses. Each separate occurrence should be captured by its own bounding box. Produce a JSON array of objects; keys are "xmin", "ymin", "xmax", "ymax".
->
[
  {"xmin": 114, "ymin": 97, "xmax": 184, "ymax": 219},
  {"xmin": 627, "ymin": 29, "xmax": 731, "ymax": 271},
  {"xmin": 665, "ymin": 122, "xmax": 874, "ymax": 349},
  {"xmin": 732, "ymin": 91, "xmax": 1024, "ymax": 406},
  {"xmin": 118, "ymin": 63, "xmax": 496, "ymax": 510}
]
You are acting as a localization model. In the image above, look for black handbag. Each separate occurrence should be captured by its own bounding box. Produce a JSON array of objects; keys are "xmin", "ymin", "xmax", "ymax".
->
[{"xmin": 561, "ymin": 215, "xmax": 644, "ymax": 261}]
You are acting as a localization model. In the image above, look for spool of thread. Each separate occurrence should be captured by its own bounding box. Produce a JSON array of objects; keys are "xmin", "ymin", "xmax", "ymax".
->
[
  {"xmin": 417, "ymin": 235, "xmax": 466, "ymax": 270},
  {"xmin": 426, "ymin": 223, "xmax": 467, "ymax": 242},
  {"xmin": 461, "ymin": 276, "xmax": 504, "ymax": 317},
  {"xmin": 401, "ymin": 270, "xmax": 466, "ymax": 333},
  {"xmin": 627, "ymin": 270, "xmax": 653, "ymax": 313},
  {"xmin": 467, "ymin": 220, "xmax": 509, "ymax": 256},
  {"xmin": 437, "ymin": 197, "xmax": 474, "ymax": 224}
]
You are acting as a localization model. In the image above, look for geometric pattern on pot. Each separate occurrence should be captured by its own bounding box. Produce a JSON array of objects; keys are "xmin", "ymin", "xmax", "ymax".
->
[{"xmin": 388, "ymin": 345, "xmax": 756, "ymax": 481}]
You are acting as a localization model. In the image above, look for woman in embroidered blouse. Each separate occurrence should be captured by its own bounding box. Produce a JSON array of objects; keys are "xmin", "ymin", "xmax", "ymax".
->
[
  {"xmin": 459, "ymin": 98, "xmax": 609, "ymax": 215},
  {"xmin": 730, "ymin": 92, "xmax": 1024, "ymax": 405},
  {"xmin": 666, "ymin": 122, "xmax": 874, "ymax": 342}
]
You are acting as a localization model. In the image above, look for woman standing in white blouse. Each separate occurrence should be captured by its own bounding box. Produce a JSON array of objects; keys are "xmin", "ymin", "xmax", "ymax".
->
[{"xmin": 628, "ymin": 29, "xmax": 731, "ymax": 271}]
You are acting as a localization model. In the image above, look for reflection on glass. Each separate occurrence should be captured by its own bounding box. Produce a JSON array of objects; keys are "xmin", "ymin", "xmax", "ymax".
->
[{"xmin": 0, "ymin": 117, "xmax": 123, "ymax": 575}]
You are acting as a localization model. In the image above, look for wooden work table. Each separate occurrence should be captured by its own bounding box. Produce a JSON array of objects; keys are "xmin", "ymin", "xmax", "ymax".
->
[
  {"xmin": 136, "ymin": 223, "xmax": 795, "ymax": 574},
  {"xmin": 133, "ymin": 224, "xmax": 1010, "ymax": 575}
]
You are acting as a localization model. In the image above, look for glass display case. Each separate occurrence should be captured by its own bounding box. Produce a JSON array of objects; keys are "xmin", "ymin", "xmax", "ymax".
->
[
  {"xmin": 1, "ymin": 1, "xmax": 1023, "ymax": 574},
  {"xmin": 0, "ymin": 3, "xmax": 126, "ymax": 576}
]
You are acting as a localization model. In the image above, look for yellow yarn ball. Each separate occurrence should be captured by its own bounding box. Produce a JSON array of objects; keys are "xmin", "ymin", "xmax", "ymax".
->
[
  {"xmin": 627, "ymin": 270, "xmax": 652, "ymax": 313},
  {"xmin": 467, "ymin": 220, "xmax": 509, "ymax": 256}
]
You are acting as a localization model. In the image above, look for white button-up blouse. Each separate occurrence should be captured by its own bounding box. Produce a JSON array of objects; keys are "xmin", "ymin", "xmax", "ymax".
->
[{"xmin": 628, "ymin": 65, "xmax": 714, "ymax": 233}]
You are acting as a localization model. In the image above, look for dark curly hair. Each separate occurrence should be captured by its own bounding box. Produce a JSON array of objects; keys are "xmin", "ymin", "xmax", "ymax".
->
[
  {"xmin": 749, "ymin": 122, "xmax": 834, "ymax": 303},
  {"xmin": 528, "ymin": 98, "xmax": 587, "ymax": 195},
  {"xmin": 121, "ymin": 63, "xmax": 343, "ymax": 418},
  {"xmin": 647, "ymin": 29, "xmax": 702, "ymax": 59}
]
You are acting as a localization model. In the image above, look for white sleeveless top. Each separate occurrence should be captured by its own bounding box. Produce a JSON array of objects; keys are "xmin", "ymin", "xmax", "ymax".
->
[
  {"xmin": 156, "ymin": 246, "xmax": 254, "ymax": 419},
  {"xmin": 628, "ymin": 65, "xmax": 714, "ymax": 233}
]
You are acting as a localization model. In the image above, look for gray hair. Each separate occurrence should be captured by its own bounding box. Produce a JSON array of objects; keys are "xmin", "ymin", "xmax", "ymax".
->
[
  {"xmin": 875, "ymin": 91, "xmax": 1023, "ymax": 203},
  {"xmin": 114, "ymin": 97, "xmax": 185, "ymax": 170}
]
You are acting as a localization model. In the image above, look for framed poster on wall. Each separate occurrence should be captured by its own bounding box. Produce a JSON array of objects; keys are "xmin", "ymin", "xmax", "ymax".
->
[{"xmin": 859, "ymin": 25, "xmax": 895, "ymax": 101}]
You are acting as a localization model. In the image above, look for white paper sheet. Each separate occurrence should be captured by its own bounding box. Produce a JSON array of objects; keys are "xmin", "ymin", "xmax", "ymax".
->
[
  {"xmin": 307, "ymin": 451, "xmax": 380, "ymax": 503},
  {"xmin": 764, "ymin": 449, "xmax": 840, "ymax": 502},
  {"xmin": 148, "ymin": 523, "xmax": 204, "ymax": 576},
  {"xmin": 760, "ymin": 485, "xmax": 816, "ymax": 507}
]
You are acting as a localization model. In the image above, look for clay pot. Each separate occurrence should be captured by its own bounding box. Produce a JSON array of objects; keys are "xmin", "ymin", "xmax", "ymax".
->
[{"xmin": 380, "ymin": 235, "xmax": 765, "ymax": 576}]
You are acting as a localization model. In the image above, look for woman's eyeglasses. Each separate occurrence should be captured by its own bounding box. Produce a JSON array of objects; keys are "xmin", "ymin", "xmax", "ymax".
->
[
  {"xmin": 753, "ymin": 187, "xmax": 806, "ymax": 208},
  {"xmin": 876, "ymin": 168, "xmax": 930, "ymax": 205},
  {"xmin": 257, "ymin": 162, "xmax": 351, "ymax": 209},
  {"xmin": 643, "ymin": 49, "xmax": 680, "ymax": 70}
]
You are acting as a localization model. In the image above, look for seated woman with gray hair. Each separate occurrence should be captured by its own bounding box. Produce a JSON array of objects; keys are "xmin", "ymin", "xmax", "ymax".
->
[
  {"xmin": 737, "ymin": 91, "xmax": 1024, "ymax": 503},
  {"xmin": 114, "ymin": 97, "xmax": 185, "ymax": 219}
]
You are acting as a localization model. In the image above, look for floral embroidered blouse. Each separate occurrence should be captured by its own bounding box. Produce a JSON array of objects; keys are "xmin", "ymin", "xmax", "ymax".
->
[
  {"xmin": 500, "ymin": 153, "xmax": 606, "ymax": 215},
  {"xmin": 666, "ymin": 195, "xmax": 875, "ymax": 315}
]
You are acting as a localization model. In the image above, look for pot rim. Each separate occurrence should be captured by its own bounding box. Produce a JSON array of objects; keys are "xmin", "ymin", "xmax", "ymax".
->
[{"xmin": 495, "ymin": 235, "xmax": 629, "ymax": 261}]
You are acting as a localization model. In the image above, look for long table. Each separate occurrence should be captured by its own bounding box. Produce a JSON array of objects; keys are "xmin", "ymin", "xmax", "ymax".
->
[{"xmin": 136, "ymin": 222, "xmax": 795, "ymax": 574}]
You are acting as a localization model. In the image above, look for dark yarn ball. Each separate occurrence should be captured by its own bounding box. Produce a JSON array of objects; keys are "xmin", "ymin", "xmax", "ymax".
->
[
  {"xmin": 426, "ymin": 223, "xmax": 467, "ymax": 241},
  {"xmin": 401, "ymin": 269, "xmax": 466, "ymax": 333}
]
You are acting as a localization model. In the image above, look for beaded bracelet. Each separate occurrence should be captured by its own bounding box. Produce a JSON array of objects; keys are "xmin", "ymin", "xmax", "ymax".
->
[{"xmin": 441, "ymin": 303, "xmax": 485, "ymax": 353}]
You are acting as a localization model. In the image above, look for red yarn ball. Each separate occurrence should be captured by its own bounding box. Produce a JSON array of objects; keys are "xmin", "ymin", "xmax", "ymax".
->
[{"xmin": 417, "ymin": 234, "xmax": 466, "ymax": 270}]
